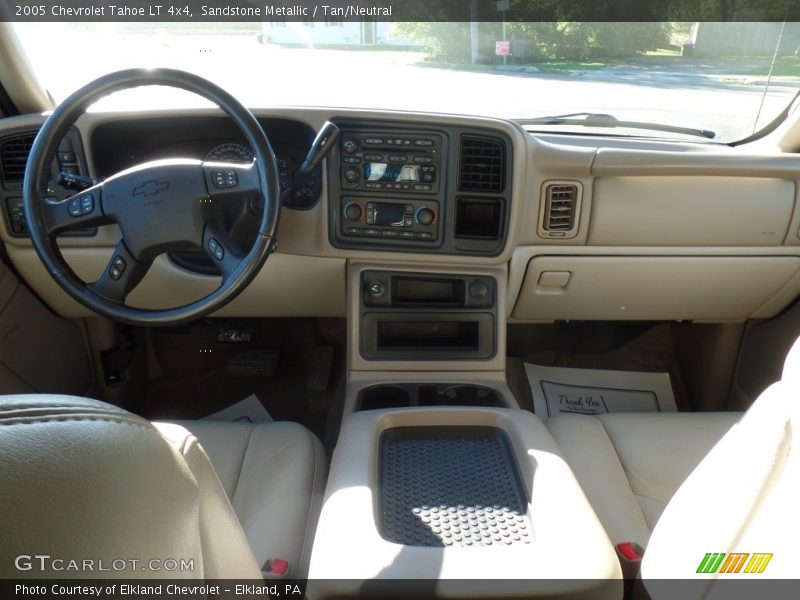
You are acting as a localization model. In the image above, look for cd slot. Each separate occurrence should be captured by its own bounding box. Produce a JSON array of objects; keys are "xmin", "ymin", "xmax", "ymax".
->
[{"xmin": 392, "ymin": 277, "xmax": 465, "ymax": 307}]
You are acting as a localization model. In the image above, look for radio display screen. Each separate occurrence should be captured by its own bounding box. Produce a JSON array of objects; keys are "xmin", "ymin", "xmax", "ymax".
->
[
  {"xmin": 371, "ymin": 202, "xmax": 406, "ymax": 226},
  {"xmin": 365, "ymin": 163, "xmax": 421, "ymax": 182}
]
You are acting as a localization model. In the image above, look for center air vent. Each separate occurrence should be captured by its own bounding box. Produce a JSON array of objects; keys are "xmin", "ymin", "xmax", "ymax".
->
[
  {"xmin": 459, "ymin": 136, "xmax": 505, "ymax": 192},
  {"xmin": 541, "ymin": 182, "xmax": 581, "ymax": 238},
  {"xmin": 1, "ymin": 133, "xmax": 37, "ymax": 184}
]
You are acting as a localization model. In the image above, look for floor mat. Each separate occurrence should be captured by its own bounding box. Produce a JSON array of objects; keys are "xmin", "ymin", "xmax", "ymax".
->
[
  {"xmin": 524, "ymin": 364, "xmax": 678, "ymax": 417},
  {"xmin": 139, "ymin": 318, "xmax": 346, "ymax": 443},
  {"xmin": 508, "ymin": 324, "xmax": 689, "ymax": 413},
  {"xmin": 203, "ymin": 393, "xmax": 273, "ymax": 423}
]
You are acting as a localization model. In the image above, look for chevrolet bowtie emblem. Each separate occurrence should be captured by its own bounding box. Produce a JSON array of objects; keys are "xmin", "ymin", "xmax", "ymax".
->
[{"xmin": 133, "ymin": 180, "xmax": 170, "ymax": 197}]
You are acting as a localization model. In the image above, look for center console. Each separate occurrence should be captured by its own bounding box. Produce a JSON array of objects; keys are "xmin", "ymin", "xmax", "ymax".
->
[
  {"xmin": 309, "ymin": 120, "xmax": 621, "ymax": 597},
  {"xmin": 307, "ymin": 407, "xmax": 622, "ymax": 599},
  {"xmin": 348, "ymin": 264, "xmax": 506, "ymax": 372},
  {"xmin": 359, "ymin": 270, "xmax": 497, "ymax": 361}
]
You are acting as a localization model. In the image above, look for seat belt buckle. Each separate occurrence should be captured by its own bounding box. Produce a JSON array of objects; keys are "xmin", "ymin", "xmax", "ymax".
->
[
  {"xmin": 262, "ymin": 557, "xmax": 291, "ymax": 578},
  {"xmin": 615, "ymin": 542, "xmax": 644, "ymax": 579}
]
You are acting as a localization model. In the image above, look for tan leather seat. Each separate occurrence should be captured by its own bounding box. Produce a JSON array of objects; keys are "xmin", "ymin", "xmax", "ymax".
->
[
  {"xmin": 547, "ymin": 411, "xmax": 740, "ymax": 548},
  {"xmin": 169, "ymin": 420, "xmax": 326, "ymax": 575},
  {"xmin": 546, "ymin": 337, "xmax": 800, "ymax": 586},
  {"xmin": 0, "ymin": 395, "xmax": 325, "ymax": 579}
]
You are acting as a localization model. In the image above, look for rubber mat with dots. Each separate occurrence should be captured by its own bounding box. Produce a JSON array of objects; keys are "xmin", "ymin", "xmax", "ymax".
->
[{"xmin": 379, "ymin": 426, "xmax": 532, "ymax": 547}]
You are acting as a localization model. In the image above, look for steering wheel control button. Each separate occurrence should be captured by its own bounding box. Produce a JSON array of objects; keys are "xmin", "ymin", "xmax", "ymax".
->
[
  {"xmin": 68, "ymin": 198, "xmax": 82, "ymax": 217},
  {"xmin": 81, "ymin": 194, "xmax": 94, "ymax": 214},
  {"xmin": 212, "ymin": 170, "xmax": 238, "ymax": 189},
  {"xmin": 109, "ymin": 256, "xmax": 126, "ymax": 281},
  {"xmin": 68, "ymin": 193, "xmax": 95, "ymax": 217},
  {"xmin": 208, "ymin": 238, "xmax": 225, "ymax": 261}
]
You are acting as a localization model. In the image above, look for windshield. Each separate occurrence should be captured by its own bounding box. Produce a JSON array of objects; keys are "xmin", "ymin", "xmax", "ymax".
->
[{"xmin": 11, "ymin": 21, "xmax": 800, "ymax": 143}]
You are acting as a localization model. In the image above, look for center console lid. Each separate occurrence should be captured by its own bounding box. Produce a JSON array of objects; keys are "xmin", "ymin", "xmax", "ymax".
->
[{"xmin": 308, "ymin": 407, "xmax": 621, "ymax": 599}]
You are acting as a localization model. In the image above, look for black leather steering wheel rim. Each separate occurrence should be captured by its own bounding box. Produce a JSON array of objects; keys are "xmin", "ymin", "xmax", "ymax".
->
[{"xmin": 23, "ymin": 68, "xmax": 281, "ymax": 326}]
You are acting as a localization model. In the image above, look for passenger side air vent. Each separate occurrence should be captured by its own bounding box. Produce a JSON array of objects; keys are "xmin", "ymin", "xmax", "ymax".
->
[
  {"xmin": 0, "ymin": 133, "xmax": 37, "ymax": 184},
  {"xmin": 540, "ymin": 182, "xmax": 581, "ymax": 238},
  {"xmin": 458, "ymin": 136, "xmax": 505, "ymax": 192}
]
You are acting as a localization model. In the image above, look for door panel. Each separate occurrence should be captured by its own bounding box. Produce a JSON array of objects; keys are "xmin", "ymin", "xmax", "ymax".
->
[{"xmin": 0, "ymin": 259, "xmax": 93, "ymax": 395}]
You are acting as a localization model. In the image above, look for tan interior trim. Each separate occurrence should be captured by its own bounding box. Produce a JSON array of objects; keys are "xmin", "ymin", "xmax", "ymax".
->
[{"xmin": 0, "ymin": 24, "xmax": 52, "ymax": 114}]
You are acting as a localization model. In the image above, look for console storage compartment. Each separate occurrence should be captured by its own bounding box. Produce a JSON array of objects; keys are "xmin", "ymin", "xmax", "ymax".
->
[{"xmin": 308, "ymin": 408, "xmax": 621, "ymax": 599}]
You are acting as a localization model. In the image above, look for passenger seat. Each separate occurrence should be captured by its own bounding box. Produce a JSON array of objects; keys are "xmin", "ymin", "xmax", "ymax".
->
[
  {"xmin": 545, "ymin": 337, "xmax": 799, "ymax": 582},
  {"xmin": 547, "ymin": 411, "xmax": 738, "ymax": 549}
]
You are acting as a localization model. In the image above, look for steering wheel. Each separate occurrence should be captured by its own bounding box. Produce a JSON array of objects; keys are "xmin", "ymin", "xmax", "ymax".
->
[{"xmin": 23, "ymin": 68, "xmax": 280, "ymax": 326}]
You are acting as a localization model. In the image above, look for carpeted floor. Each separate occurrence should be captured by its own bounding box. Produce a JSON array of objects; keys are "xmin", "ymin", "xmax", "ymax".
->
[
  {"xmin": 138, "ymin": 318, "xmax": 346, "ymax": 444},
  {"xmin": 507, "ymin": 323, "xmax": 689, "ymax": 413}
]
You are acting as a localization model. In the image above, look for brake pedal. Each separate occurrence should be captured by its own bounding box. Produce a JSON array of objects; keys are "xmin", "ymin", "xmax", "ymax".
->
[{"xmin": 227, "ymin": 350, "xmax": 278, "ymax": 378}]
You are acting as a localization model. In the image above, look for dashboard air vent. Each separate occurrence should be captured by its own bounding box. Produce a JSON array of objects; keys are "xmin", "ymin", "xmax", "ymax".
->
[
  {"xmin": 1, "ymin": 133, "xmax": 36, "ymax": 183},
  {"xmin": 543, "ymin": 183, "xmax": 578, "ymax": 232},
  {"xmin": 459, "ymin": 136, "xmax": 505, "ymax": 192}
]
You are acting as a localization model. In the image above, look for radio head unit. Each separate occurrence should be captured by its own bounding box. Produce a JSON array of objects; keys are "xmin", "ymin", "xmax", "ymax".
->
[{"xmin": 340, "ymin": 133, "xmax": 441, "ymax": 195}]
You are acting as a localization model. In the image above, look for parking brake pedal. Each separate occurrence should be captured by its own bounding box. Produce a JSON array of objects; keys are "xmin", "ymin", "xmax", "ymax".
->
[{"xmin": 227, "ymin": 350, "xmax": 278, "ymax": 378}]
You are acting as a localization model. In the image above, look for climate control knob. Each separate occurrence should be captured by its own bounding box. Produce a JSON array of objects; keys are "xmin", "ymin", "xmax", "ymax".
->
[
  {"xmin": 344, "ymin": 203, "xmax": 362, "ymax": 221},
  {"xmin": 344, "ymin": 166, "xmax": 360, "ymax": 182},
  {"xmin": 416, "ymin": 207, "xmax": 435, "ymax": 225}
]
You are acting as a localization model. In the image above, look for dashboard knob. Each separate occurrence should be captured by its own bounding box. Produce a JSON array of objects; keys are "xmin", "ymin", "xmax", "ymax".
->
[
  {"xmin": 344, "ymin": 203, "xmax": 362, "ymax": 221},
  {"xmin": 416, "ymin": 207, "xmax": 435, "ymax": 225},
  {"xmin": 344, "ymin": 166, "xmax": 360, "ymax": 182},
  {"xmin": 367, "ymin": 280, "xmax": 386, "ymax": 299},
  {"xmin": 469, "ymin": 280, "xmax": 490, "ymax": 300},
  {"xmin": 343, "ymin": 139, "xmax": 359, "ymax": 154}
]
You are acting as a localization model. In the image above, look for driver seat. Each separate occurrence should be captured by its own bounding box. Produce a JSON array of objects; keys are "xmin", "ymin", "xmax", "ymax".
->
[{"xmin": 0, "ymin": 395, "xmax": 326, "ymax": 579}]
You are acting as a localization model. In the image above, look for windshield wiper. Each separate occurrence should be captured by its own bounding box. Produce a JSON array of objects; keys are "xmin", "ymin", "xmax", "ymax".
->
[{"xmin": 516, "ymin": 112, "xmax": 716, "ymax": 140}]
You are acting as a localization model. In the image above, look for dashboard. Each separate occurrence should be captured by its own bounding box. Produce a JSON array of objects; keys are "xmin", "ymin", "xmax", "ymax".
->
[
  {"xmin": 2, "ymin": 106, "xmax": 800, "ymax": 328},
  {"xmin": 90, "ymin": 116, "xmax": 323, "ymax": 211}
]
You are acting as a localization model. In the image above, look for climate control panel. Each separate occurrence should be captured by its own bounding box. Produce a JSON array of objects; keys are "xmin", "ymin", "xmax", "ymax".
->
[{"xmin": 340, "ymin": 197, "xmax": 439, "ymax": 242}]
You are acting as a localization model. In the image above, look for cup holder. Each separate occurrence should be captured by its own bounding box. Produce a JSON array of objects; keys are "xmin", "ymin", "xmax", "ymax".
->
[
  {"xmin": 418, "ymin": 384, "xmax": 502, "ymax": 407},
  {"xmin": 359, "ymin": 385, "xmax": 412, "ymax": 411},
  {"xmin": 357, "ymin": 384, "xmax": 503, "ymax": 411}
]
